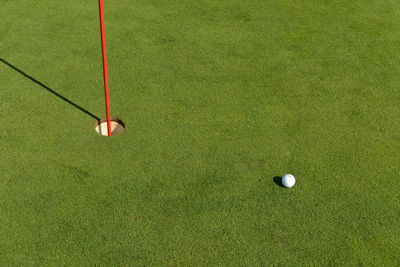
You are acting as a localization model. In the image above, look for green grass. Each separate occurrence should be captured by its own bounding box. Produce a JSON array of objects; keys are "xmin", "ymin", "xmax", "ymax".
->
[{"xmin": 1, "ymin": 0, "xmax": 400, "ymax": 265}]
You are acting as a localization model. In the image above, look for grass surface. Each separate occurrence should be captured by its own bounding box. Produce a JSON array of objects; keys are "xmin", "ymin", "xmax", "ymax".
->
[{"xmin": 1, "ymin": 0, "xmax": 400, "ymax": 265}]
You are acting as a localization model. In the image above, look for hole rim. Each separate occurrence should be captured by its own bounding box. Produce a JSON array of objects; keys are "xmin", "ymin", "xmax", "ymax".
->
[{"xmin": 94, "ymin": 117, "xmax": 125, "ymax": 136}]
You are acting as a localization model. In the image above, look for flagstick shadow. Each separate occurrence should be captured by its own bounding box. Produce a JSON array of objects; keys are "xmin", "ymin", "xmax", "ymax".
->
[{"xmin": 0, "ymin": 57, "xmax": 100, "ymax": 120}]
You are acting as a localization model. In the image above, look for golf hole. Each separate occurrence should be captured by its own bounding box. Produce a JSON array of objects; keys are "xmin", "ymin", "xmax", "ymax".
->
[{"xmin": 95, "ymin": 118, "xmax": 125, "ymax": 136}]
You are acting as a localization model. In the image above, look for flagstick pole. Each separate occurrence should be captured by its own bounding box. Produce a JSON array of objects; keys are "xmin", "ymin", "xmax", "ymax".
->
[{"xmin": 98, "ymin": 0, "xmax": 112, "ymax": 136}]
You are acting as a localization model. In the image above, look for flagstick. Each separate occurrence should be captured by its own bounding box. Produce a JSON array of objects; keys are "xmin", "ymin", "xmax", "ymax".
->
[{"xmin": 98, "ymin": 0, "xmax": 112, "ymax": 136}]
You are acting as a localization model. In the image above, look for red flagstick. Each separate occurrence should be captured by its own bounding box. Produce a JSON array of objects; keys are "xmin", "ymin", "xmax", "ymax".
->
[{"xmin": 98, "ymin": 0, "xmax": 112, "ymax": 136}]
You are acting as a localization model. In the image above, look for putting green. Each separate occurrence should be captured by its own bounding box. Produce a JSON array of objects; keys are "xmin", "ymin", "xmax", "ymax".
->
[{"xmin": 0, "ymin": 0, "xmax": 399, "ymax": 265}]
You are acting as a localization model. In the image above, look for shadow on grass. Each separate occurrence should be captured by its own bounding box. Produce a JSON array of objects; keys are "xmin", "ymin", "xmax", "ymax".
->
[
  {"xmin": 273, "ymin": 176, "xmax": 285, "ymax": 188},
  {"xmin": 0, "ymin": 57, "xmax": 100, "ymax": 120}
]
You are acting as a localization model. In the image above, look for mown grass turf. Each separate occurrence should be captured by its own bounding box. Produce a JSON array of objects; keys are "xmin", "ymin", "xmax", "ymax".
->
[{"xmin": 1, "ymin": 0, "xmax": 400, "ymax": 265}]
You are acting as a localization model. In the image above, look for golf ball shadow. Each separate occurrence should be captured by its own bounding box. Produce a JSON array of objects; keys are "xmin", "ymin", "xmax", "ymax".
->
[{"xmin": 273, "ymin": 176, "xmax": 285, "ymax": 188}]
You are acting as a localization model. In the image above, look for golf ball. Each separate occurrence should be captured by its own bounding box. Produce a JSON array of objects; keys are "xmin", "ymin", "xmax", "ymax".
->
[{"xmin": 282, "ymin": 174, "xmax": 295, "ymax": 188}]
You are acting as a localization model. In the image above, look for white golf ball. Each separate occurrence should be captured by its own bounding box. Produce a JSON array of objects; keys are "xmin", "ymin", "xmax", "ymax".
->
[{"xmin": 282, "ymin": 174, "xmax": 295, "ymax": 188}]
